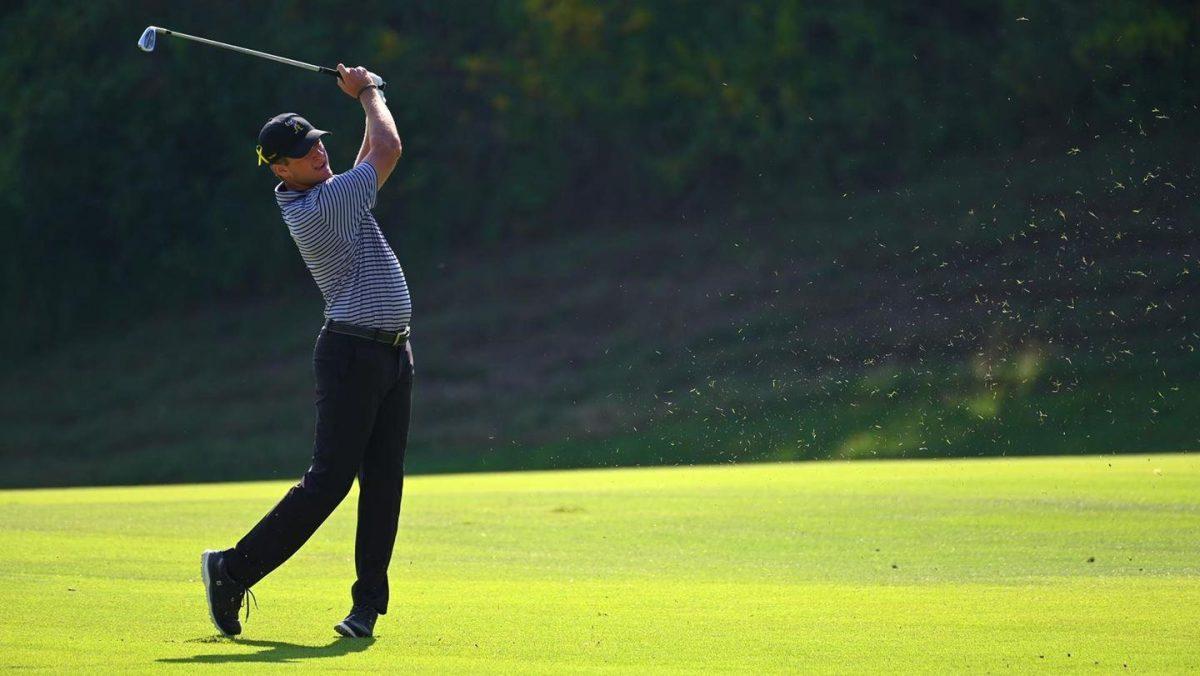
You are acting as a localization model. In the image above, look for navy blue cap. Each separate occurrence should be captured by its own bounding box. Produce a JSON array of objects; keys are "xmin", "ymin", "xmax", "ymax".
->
[{"xmin": 256, "ymin": 113, "xmax": 329, "ymax": 166}]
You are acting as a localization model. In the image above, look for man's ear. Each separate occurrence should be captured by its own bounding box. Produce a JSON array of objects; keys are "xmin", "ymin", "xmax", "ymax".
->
[{"xmin": 270, "ymin": 161, "xmax": 290, "ymax": 181}]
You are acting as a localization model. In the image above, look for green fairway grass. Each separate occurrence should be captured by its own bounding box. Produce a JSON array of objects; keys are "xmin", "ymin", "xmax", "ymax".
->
[{"xmin": 1, "ymin": 454, "xmax": 1197, "ymax": 672}]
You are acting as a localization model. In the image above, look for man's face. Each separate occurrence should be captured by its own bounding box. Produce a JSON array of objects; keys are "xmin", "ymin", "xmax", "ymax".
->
[{"xmin": 271, "ymin": 140, "xmax": 332, "ymax": 187}]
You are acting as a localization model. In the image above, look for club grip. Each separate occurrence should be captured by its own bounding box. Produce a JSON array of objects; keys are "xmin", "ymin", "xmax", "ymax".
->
[{"xmin": 320, "ymin": 66, "xmax": 387, "ymax": 91}]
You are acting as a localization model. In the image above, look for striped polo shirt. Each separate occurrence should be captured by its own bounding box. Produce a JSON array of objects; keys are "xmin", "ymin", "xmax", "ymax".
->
[{"xmin": 275, "ymin": 161, "xmax": 412, "ymax": 331}]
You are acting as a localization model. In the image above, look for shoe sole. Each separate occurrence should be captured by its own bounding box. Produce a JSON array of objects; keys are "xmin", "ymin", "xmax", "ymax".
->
[
  {"xmin": 335, "ymin": 620, "xmax": 371, "ymax": 638},
  {"xmin": 201, "ymin": 550, "xmax": 236, "ymax": 637}
]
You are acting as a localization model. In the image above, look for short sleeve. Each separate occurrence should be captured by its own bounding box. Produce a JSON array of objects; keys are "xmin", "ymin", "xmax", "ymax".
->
[{"xmin": 315, "ymin": 161, "xmax": 378, "ymax": 240}]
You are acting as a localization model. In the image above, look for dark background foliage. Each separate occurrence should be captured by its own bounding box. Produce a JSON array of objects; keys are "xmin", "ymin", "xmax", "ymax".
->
[
  {"xmin": 0, "ymin": 1, "xmax": 1197, "ymax": 487},
  {"xmin": 3, "ymin": 1, "xmax": 1196, "ymax": 350}
]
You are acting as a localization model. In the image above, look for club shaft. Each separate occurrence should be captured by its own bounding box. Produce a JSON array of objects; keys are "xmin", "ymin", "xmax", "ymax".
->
[{"xmin": 155, "ymin": 27, "xmax": 325, "ymax": 75}]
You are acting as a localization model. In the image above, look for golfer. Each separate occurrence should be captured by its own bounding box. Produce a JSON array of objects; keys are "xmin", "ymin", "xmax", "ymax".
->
[{"xmin": 201, "ymin": 64, "xmax": 412, "ymax": 639}]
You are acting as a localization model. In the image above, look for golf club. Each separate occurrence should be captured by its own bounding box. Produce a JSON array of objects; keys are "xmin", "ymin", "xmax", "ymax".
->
[{"xmin": 137, "ymin": 25, "xmax": 386, "ymax": 97}]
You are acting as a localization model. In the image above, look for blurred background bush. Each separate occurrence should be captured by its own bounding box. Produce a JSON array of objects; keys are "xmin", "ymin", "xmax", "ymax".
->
[{"xmin": 0, "ymin": 1, "xmax": 1196, "ymax": 486}]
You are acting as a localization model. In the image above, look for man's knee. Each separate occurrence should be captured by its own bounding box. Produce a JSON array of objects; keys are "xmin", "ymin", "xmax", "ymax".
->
[{"xmin": 295, "ymin": 464, "xmax": 357, "ymax": 502}]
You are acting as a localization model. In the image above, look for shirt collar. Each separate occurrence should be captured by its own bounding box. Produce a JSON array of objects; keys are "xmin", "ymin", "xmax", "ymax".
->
[{"xmin": 274, "ymin": 181, "xmax": 309, "ymax": 204}]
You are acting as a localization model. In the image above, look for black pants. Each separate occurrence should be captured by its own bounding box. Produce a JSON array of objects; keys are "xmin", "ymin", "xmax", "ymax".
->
[{"xmin": 224, "ymin": 327, "xmax": 414, "ymax": 615}]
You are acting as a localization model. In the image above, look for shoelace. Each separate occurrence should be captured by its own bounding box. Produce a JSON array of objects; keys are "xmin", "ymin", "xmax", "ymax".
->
[{"xmin": 241, "ymin": 587, "xmax": 258, "ymax": 621}]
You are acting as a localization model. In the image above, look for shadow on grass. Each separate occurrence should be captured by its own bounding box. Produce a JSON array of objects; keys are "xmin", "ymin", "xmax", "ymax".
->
[{"xmin": 158, "ymin": 636, "xmax": 374, "ymax": 664}]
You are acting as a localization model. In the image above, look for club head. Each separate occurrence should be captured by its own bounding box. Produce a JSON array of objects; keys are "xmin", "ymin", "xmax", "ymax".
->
[{"xmin": 137, "ymin": 26, "xmax": 158, "ymax": 52}]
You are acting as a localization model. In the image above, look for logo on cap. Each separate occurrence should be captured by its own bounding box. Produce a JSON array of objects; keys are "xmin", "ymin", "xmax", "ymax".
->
[{"xmin": 256, "ymin": 145, "xmax": 278, "ymax": 167}]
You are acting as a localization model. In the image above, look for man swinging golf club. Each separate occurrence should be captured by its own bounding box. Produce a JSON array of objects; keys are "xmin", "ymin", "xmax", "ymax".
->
[{"xmin": 201, "ymin": 63, "xmax": 412, "ymax": 639}]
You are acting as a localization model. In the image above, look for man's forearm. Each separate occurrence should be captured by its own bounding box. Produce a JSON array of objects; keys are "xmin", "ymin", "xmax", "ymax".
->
[
  {"xmin": 339, "ymin": 67, "xmax": 402, "ymax": 186},
  {"xmin": 360, "ymin": 89, "xmax": 401, "ymax": 156},
  {"xmin": 355, "ymin": 125, "xmax": 370, "ymax": 166}
]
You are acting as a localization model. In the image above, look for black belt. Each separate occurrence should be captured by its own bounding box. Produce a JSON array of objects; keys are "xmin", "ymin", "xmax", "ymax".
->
[{"xmin": 324, "ymin": 319, "xmax": 410, "ymax": 347}]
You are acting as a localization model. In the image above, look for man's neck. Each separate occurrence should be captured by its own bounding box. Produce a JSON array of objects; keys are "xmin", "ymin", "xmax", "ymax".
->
[{"xmin": 282, "ymin": 178, "xmax": 316, "ymax": 192}]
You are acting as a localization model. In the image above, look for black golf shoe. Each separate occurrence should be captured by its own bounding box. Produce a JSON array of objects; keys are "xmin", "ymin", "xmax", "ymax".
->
[
  {"xmin": 334, "ymin": 605, "xmax": 378, "ymax": 638},
  {"xmin": 201, "ymin": 550, "xmax": 254, "ymax": 637}
]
